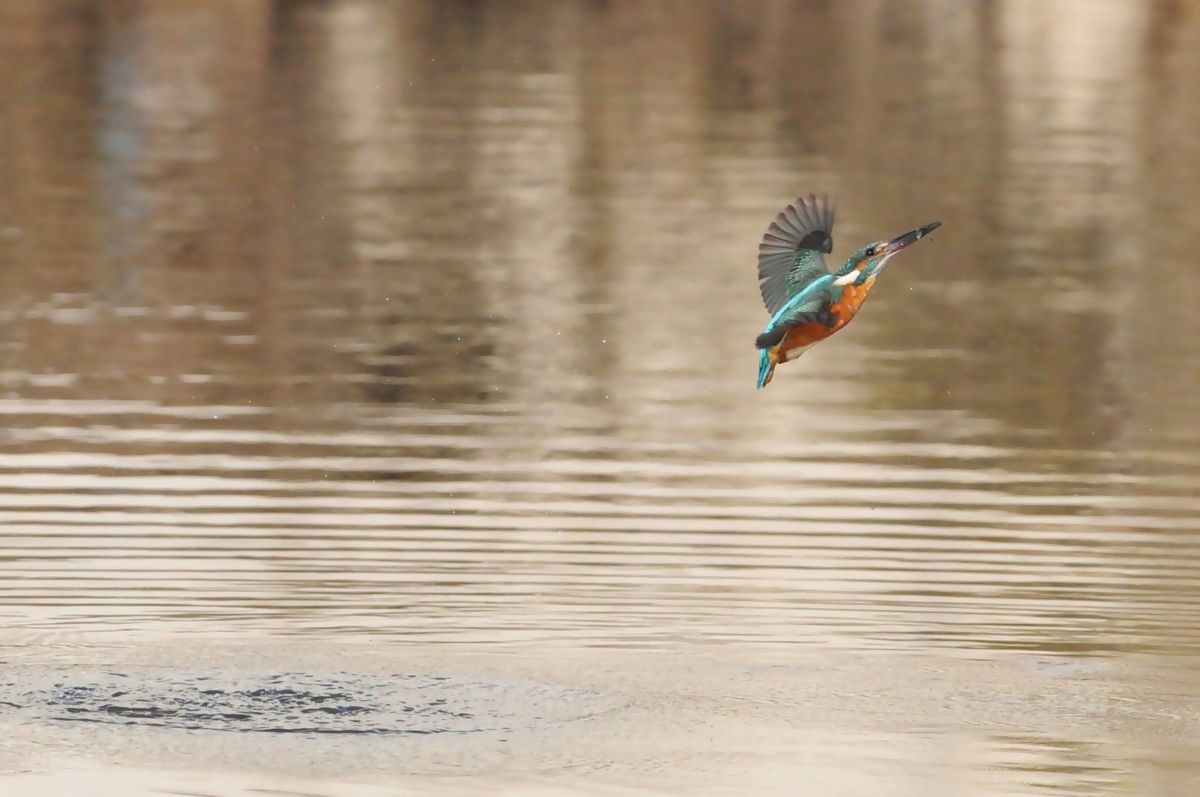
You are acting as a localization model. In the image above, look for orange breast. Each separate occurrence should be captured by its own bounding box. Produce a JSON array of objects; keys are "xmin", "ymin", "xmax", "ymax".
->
[
  {"xmin": 828, "ymin": 275, "xmax": 876, "ymax": 332},
  {"xmin": 774, "ymin": 276, "xmax": 877, "ymax": 364}
]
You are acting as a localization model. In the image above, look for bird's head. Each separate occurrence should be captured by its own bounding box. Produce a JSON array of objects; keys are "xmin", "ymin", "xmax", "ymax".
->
[{"xmin": 834, "ymin": 220, "xmax": 942, "ymax": 286}]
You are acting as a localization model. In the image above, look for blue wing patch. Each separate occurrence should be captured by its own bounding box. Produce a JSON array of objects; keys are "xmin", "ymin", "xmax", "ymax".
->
[{"xmin": 761, "ymin": 274, "xmax": 836, "ymax": 336}]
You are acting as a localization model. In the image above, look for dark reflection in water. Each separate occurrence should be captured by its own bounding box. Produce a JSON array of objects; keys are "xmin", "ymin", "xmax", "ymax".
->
[{"xmin": 2, "ymin": 1, "xmax": 1200, "ymax": 795}]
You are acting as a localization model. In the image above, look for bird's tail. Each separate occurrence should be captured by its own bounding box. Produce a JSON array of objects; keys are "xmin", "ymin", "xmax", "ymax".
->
[
  {"xmin": 756, "ymin": 348, "xmax": 775, "ymax": 389},
  {"xmin": 755, "ymin": 324, "xmax": 785, "ymax": 389}
]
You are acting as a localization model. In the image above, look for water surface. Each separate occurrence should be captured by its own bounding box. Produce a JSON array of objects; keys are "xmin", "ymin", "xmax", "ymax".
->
[{"xmin": 2, "ymin": 1, "xmax": 1200, "ymax": 794}]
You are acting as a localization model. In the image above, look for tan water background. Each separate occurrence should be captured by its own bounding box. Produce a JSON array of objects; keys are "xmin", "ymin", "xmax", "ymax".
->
[{"xmin": 3, "ymin": 1, "xmax": 1200, "ymax": 795}]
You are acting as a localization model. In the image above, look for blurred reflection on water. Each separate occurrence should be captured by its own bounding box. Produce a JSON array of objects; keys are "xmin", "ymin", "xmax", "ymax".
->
[{"xmin": 2, "ymin": 1, "xmax": 1200, "ymax": 795}]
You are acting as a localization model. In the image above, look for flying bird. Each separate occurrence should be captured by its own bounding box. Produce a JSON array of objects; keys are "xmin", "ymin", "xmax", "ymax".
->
[{"xmin": 755, "ymin": 195, "xmax": 941, "ymax": 388}]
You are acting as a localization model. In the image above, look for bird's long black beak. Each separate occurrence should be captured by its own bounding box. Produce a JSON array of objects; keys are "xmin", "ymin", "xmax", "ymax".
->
[{"xmin": 884, "ymin": 220, "xmax": 942, "ymax": 254}]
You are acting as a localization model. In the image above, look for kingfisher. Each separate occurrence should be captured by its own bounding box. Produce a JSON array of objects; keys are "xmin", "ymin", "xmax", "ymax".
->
[{"xmin": 755, "ymin": 195, "xmax": 941, "ymax": 388}]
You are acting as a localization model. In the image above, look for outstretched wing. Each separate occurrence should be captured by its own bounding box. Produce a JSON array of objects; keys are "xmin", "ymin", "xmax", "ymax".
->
[{"xmin": 757, "ymin": 195, "xmax": 836, "ymax": 316}]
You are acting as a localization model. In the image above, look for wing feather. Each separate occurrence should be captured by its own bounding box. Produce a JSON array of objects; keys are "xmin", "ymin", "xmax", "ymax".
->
[
  {"xmin": 756, "ymin": 194, "xmax": 837, "ymax": 315},
  {"xmin": 754, "ymin": 273, "xmax": 837, "ymax": 349}
]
